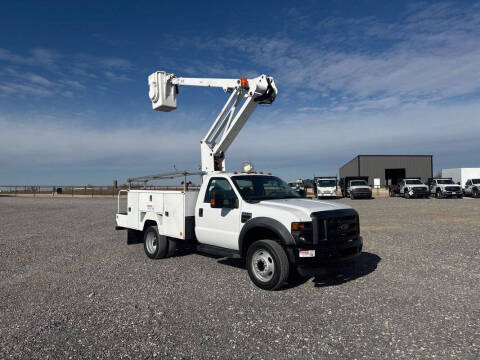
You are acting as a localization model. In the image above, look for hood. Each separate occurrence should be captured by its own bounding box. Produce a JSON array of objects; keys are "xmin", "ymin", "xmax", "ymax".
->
[
  {"xmin": 254, "ymin": 198, "xmax": 351, "ymax": 219},
  {"xmin": 405, "ymin": 184, "xmax": 428, "ymax": 188}
]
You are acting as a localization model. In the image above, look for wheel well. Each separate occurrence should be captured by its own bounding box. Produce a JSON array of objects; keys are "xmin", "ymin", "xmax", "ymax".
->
[
  {"xmin": 143, "ymin": 220, "xmax": 157, "ymax": 232},
  {"xmin": 241, "ymin": 227, "xmax": 280, "ymax": 256}
]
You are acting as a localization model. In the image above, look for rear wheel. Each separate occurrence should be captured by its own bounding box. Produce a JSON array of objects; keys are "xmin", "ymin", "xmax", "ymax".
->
[
  {"xmin": 247, "ymin": 240, "xmax": 289, "ymax": 291},
  {"xmin": 144, "ymin": 225, "xmax": 168, "ymax": 259}
]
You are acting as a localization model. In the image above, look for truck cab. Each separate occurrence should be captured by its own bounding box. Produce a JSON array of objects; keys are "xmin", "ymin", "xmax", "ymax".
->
[
  {"xmin": 314, "ymin": 177, "xmax": 337, "ymax": 198},
  {"xmin": 117, "ymin": 172, "xmax": 363, "ymax": 290},
  {"xmin": 428, "ymin": 178, "xmax": 463, "ymax": 198},
  {"xmin": 464, "ymin": 179, "xmax": 480, "ymax": 198},
  {"xmin": 398, "ymin": 178, "xmax": 429, "ymax": 199}
]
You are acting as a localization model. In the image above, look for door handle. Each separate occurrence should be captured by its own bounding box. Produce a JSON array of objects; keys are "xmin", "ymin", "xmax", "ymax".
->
[{"xmin": 199, "ymin": 208, "xmax": 203, "ymax": 217}]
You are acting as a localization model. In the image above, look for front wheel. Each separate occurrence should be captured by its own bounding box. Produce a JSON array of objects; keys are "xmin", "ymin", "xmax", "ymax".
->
[
  {"xmin": 436, "ymin": 190, "xmax": 442, "ymax": 199},
  {"xmin": 473, "ymin": 189, "xmax": 479, "ymax": 198},
  {"xmin": 404, "ymin": 190, "xmax": 410, "ymax": 199},
  {"xmin": 247, "ymin": 240, "xmax": 289, "ymax": 291},
  {"xmin": 350, "ymin": 192, "xmax": 355, "ymax": 200}
]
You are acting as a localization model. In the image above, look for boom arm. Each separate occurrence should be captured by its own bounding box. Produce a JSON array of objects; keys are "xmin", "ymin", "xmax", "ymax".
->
[{"xmin": 148, "ymin": 71, "xmax": 277, "ymax": 172}]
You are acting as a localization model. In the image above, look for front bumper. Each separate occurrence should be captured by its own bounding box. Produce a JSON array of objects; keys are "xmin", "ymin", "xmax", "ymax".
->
[
  {"xmin": 351, "ymin": 190, "xmax": 372, "ymax": 198},
  {"xmin": 317, "ymin": 192, "xmax": 337, "ymax": 197},
  {"xmin": 293, "ymin": 237, "xmax": 363, "ymax": 276},
  {"xmin": 409, "ymin": 187, "xmax": 429, "ymax": 197},
  {"xmin": 441, "ymin": 192, "xmax": 462, "ymax": 197}
]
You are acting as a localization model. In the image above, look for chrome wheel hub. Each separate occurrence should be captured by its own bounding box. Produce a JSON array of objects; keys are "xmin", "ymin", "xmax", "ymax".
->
[
  {"xmin": 145, "ymin": 232, "xmax": 158, "ymax": 254},
  {"xmin": 251, "ymin": 248, "xmax": 275, "ymax": 282}
]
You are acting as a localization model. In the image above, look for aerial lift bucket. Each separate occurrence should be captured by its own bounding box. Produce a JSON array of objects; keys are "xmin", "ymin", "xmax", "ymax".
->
[{"xmin": 148, "ymin": 71, "xmax": 178, "ymax": 112}]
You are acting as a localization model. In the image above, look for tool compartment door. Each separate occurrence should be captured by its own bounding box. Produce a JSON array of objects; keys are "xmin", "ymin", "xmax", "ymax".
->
[
  {"xmin": 127, "ymin": 192, "xmax": 140, "ymax": 229},
  {"xmin": 163, "ymin": 193, "xmax": 185, "ymax": 239}
]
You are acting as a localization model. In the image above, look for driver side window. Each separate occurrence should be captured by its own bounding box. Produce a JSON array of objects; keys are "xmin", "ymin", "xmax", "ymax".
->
[{"xmin": 204, "ymin": 178, "xmax": 237, "ymax": 206}]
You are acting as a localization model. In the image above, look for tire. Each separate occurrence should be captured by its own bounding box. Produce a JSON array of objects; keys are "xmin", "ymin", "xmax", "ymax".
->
[
  {"xmin": 436, "ymin": 190, "xmax": 442, "ymax": 199},
  {"xmin": 246, "ymin": 240, "xmax": 289, "ymax": 291},
  {"xmin": 473, "ymin": 189, "xmax": 479, "ymax": 198},
  {"xmin": 458, "ymin": 194, "xmax": 463, "ymax": 199},
  {"xmin": 144, "ymin": 225, "xmax": 168, "ymax": 259},
  {"xmin": 404, "ymin": 190, "xmax": 409, "ymax": 199},
  {"xmin": 350, "ymin": 192, "xmax": 355, "ymax": 200}
]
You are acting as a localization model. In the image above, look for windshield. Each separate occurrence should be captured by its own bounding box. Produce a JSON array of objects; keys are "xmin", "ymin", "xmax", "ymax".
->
[
  {"xmin": 437, "ymin": 179, "xmax": 454, "ymax": 184},
  {"xmin": 472, "ymin": 179, "xmax": 480, "ymax": 184},
  {"xmin": 317, "ymin": 179, "xmax": 336, "ymax": 187},
  {"xmin": 406, "ymin": 180, "xmax": 423, "ymax": 185},
  {"xmin": 232, "ymin": 175, "xmax": 300, "ymax": 201},
  {"xmin": 350, "ymin": 180, "xmax": 367, "ymax": 186}
]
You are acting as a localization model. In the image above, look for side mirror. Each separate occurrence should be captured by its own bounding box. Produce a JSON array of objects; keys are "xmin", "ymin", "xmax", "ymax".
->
[{"xmin": 210, "ymin": 190, "xmax": 224, "ymax": 208}]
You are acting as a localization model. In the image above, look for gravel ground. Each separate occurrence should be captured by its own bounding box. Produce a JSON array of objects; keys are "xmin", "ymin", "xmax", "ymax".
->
[{"xmin": 0, "ymin": 196, "xmax": 478, "ymax": 359}]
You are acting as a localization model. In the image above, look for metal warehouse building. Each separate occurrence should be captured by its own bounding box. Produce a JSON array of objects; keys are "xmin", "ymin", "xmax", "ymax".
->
[{"xmin": 340, "ymin": 155, "xmax": 433, "ymax": 187}]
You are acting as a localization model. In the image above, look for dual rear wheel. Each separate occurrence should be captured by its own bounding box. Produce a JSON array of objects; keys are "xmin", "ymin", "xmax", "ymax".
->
[{"xmin": 144, "ymin": 225, "xmax": 176, "ymax": 259}]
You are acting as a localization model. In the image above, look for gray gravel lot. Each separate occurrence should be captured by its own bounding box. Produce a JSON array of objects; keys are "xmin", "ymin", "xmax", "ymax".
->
[{"xmin": 0, "ymin": 196, "xmax": 478, "ymax": 359}]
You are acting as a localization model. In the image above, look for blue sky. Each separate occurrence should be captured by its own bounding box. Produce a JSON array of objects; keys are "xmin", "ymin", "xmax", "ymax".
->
[{"xmin": 1, "ymin": 1, "xmax": 479, "ymax": 185}]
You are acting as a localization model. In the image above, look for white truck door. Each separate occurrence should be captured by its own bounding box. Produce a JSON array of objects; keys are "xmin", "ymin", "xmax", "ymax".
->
[{"xmin": 195, "ymin": 177, "xmax": 241, "ymax": 250}]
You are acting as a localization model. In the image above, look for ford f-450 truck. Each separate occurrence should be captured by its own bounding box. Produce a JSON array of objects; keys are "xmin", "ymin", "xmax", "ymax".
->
[
  {"xmin": 116, "ymin": 172, "xmax": 362, "ymax": 290},
  {"xmin": 116, "ymin": 71, "xmax": 363, "ymax": 290}
]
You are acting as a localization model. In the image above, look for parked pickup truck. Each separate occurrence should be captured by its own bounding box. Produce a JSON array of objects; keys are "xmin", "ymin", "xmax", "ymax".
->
[
  {"xmin": 463, "ymin": 178, "xmax": 480, "ymax": 198},
  {"xmin": 389, "ymin": 178, "xmax": 429, "ymax": 199},
  {"xmin": 427, "ymin": 178, "xmax": 463, "ymax": 198},
  {"xmin": 340, "ymin": 177, "xmax": 372, "ymax": 199},
  {"xmin": 116, "ymin": 172, "xmax": 363, "ymax": 290}
]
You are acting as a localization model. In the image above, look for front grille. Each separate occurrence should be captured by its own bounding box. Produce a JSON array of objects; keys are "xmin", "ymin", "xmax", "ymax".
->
[
  {"xmin": 445, "ymin": 186, "xmax": 460, "ymax": 192},
  {"xmin": 352, "ymin": 188, "xmax": 369, "ymax": 193},
  {"xmin": 413, "ymin": 187, "xmax": 428, "ymax": 194},
  {"xmin": 311, "ymin": 209, "xmax": 359, "ymax": 244}
]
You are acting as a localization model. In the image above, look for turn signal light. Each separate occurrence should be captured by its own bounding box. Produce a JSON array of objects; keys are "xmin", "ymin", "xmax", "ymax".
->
[
  {"xmin": 291, "ymin": 222, "xmax": 311, "ymax": 231},
  {"xmin": 210, "ymin": 198, "xmax": 215, "ymax": 206}
]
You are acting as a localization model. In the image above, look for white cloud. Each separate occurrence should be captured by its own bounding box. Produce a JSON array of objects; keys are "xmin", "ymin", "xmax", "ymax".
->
[
  {"xmin": 197, "ymin": 2, "xmax": 480, "ymax": 111},
  {"xmin": 0, "ymin": 48, "xmax": 133, "ymax": 98},
  {"xmin": 1, "ymin": 100, "xmax": 479, "ymax": 183}
]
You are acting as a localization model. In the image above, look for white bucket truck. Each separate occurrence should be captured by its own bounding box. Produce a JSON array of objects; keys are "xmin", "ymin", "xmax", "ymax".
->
[{"xmin": 116, "ymin": 71, "xmax": 363, "ymax": 290}]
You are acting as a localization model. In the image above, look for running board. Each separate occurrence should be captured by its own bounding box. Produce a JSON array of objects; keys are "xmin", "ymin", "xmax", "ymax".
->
[{"xmin": 196, "ymin": 244, "xmax": 241, "ymax": 259}]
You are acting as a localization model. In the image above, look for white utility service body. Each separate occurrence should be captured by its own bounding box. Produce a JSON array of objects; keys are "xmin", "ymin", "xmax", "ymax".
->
[
  {"xmin": 116, "ymin": 70, "xmax": 363, "ymax": 290},
  {"xmin": 116, "ymin": 190, "xmax": 198, "ymax": 239}
]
